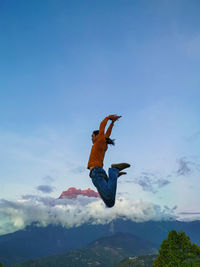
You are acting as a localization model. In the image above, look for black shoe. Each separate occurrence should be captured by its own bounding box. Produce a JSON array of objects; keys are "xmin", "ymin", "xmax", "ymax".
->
[
  {"xmin": 118, "ymin": 172, "xmax": 127, "ymax": 177},
  {"xmin": 111, "ymin": 163, "xmax": 131, "ymax": 171}
]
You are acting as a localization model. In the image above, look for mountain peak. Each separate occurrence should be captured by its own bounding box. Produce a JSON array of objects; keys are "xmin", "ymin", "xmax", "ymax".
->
[{"xmin": 58, "ymin": 187, "xmax": 100, "ymax": 199}]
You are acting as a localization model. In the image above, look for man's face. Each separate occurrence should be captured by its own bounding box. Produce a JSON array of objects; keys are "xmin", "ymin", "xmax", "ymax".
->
[{"xmin": 92, "ymin": 133, "xmax": 98, "ymax": 144}]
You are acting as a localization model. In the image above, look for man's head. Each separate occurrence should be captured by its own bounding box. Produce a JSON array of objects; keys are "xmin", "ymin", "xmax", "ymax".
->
[{"xmin": 92, "ymin": 130, "xmax": 99, "ymax": 143}]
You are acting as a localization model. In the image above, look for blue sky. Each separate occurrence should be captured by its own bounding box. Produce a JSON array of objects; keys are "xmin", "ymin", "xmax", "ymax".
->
[{"xmin": 0, "ymin": 0, "xmax": 200, "ymax": 228}]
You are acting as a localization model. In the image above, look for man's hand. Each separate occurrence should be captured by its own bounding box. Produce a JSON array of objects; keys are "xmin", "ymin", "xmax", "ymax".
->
[{"xmin": 109, "ymin": 114, "xmax": 122, "ymax": 122}]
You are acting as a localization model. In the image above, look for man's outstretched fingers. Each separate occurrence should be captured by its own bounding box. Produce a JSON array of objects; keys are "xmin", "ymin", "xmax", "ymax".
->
[{"xmin": 110, "ymin": 115, "xmax": 122, "ymax": 122}]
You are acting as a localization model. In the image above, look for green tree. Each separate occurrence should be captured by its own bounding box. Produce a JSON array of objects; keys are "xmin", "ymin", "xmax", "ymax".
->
[{"xmin": 153, "ymin": 230, "xmax": 200, "ymax": 267}]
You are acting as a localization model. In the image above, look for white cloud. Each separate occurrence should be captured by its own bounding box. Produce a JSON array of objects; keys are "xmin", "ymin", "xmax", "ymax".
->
[
  {"xmin": 133, "ymin": 172, "xmax": 170, "ymax": 194},
  {"xmin": 36, "ymin": 185, "xmax": 55, "ymax": 193},
  {"xmin": 176, "ymin": 157, "xmax": 200, "ymax": 177},
  {"xmin": 177, "ymin": 211, "xmax": 200, "ymax": 222},
  {"xmin": 0, "ymin": 195, "xmax": 177, "ymax": 236}
]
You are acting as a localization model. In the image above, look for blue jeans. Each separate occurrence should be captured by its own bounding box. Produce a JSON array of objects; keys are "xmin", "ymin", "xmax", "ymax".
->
[{"xmin": 89, "ymin": 167, "xmax": 119, "ymax": 208}]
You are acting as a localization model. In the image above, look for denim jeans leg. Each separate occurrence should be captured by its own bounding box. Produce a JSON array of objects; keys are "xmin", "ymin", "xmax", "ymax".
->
[
  {"xmin": 90, "ymin": 168, "xmax": 110, "ymax": 198},
  {"xmin": 90, "ymin": 167, "xmax": 119, "ymax": 208},
  {"xmin": 107, "ymin": 167, "xmax": 119, "ymax": 206}
]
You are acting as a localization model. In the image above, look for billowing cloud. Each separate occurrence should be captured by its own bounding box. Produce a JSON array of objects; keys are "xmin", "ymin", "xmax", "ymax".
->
[
  {"xmin": 176, "ymin": 158, "xmax": 192, "ymax": 176},
  {"xmin": 178, "ymin": 211, "xmax": 200, "ymax": 221},
  {"xmin": 133, "ymin": 172, "xmax": 170, "ymax": 193},
  {"xmin": 179, "ymin": 212, "xmax": 200, "ymax": 215},
  {"xmin": 0, "ymin": 195, "xmax": 177, "ymax": 236},
  {"xmin": 36, "ymin": 185, "xmax": 54, "ymax": 194},
  {"xmin": 176, "ymin": 157, "xmax": 200, "ymax": 177},
  {"xmin": 59, "ymin": 187, "xmax": 100, "ymax": 199},
  {"xmin": 157, "ymin": 179, "xmax": 170, "ymax": 187}
]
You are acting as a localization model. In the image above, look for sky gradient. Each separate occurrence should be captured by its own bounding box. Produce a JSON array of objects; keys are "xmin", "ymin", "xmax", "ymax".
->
[{"xmin": 0, "ymin": 0, "xmax": 200, "ymax": 233}]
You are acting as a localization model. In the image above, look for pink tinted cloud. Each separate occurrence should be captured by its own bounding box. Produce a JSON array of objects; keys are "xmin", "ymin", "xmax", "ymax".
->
[{"xmin": 58, "ymin": 187, "xmax": 100, "ymax": 199}]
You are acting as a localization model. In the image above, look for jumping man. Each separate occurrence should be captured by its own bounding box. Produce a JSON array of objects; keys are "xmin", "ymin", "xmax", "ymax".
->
[{"xmin": 87, "ymin": 114, "xmax": 130, "ymax": 208}]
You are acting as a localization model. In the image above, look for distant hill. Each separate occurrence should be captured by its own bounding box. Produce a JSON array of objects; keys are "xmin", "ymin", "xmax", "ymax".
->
[
  {"xmin": 1, "ymin": 220, "xmax": 200, "ymax": 266},
  {"xmin": 115, "ymin": 255, "xmax": 157, "ymax": 267},
  {"xmin": 0, "ymin": 223, "xmax": 112, "ymax": 266},
  {"xmin": 11, "ymin": 232, "xmax": 158, "ymax": 267},
  {"xmin": 87, "ymin": 232, "xmax": 157, "ymax": 256}
]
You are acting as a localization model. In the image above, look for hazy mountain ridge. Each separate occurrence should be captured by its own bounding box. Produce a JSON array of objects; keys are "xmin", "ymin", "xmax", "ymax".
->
[
  {"xmin": 11, "ymin": 232, "xmax": 158, "ymax": 267},
  {"xmin": 87, "ymin": 232, "xmax": 157, "ymax": 255},
  {"xmin": 1, "ymin": 220, "xmax": 200, "ymax": 266}
]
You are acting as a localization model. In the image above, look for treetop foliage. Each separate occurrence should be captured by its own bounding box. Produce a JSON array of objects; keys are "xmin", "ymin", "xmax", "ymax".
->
[{"xmin": 154, "ymin": 230, "xmax": 200, "ymax": 267}]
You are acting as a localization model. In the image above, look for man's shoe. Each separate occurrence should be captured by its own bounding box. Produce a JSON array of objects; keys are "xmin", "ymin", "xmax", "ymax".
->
[
  {"xmin": 118, "ymin": 172, "xmax": 127, "ymax": 177},
  {"xmin": 111, "ymin": 163, "xmax": 131, "ymax": 171}
]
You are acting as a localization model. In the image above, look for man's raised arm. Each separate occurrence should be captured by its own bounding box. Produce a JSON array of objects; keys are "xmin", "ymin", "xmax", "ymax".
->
[
  {"xmin": 105, "ymin": 121, "xmax": 114, "ymax": 138},
  {"xmin": 99, "ymin": 114, "xmax": 122, "ymax": 136},
  {"xmin": 99, "ymin": 116, "xmax": 111, "ymax": 135}
]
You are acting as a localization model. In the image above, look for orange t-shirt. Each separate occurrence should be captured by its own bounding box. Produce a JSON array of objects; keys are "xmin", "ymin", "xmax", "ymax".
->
[{"xmin": 87, "ymin": 116, "xmax": 114, "ymax": 169}]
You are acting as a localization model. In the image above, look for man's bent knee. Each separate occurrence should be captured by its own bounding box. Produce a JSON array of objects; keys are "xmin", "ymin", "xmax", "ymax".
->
[{"xmin": 105, "ymin": 200, "xmax": 115, "ymax": 208}]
